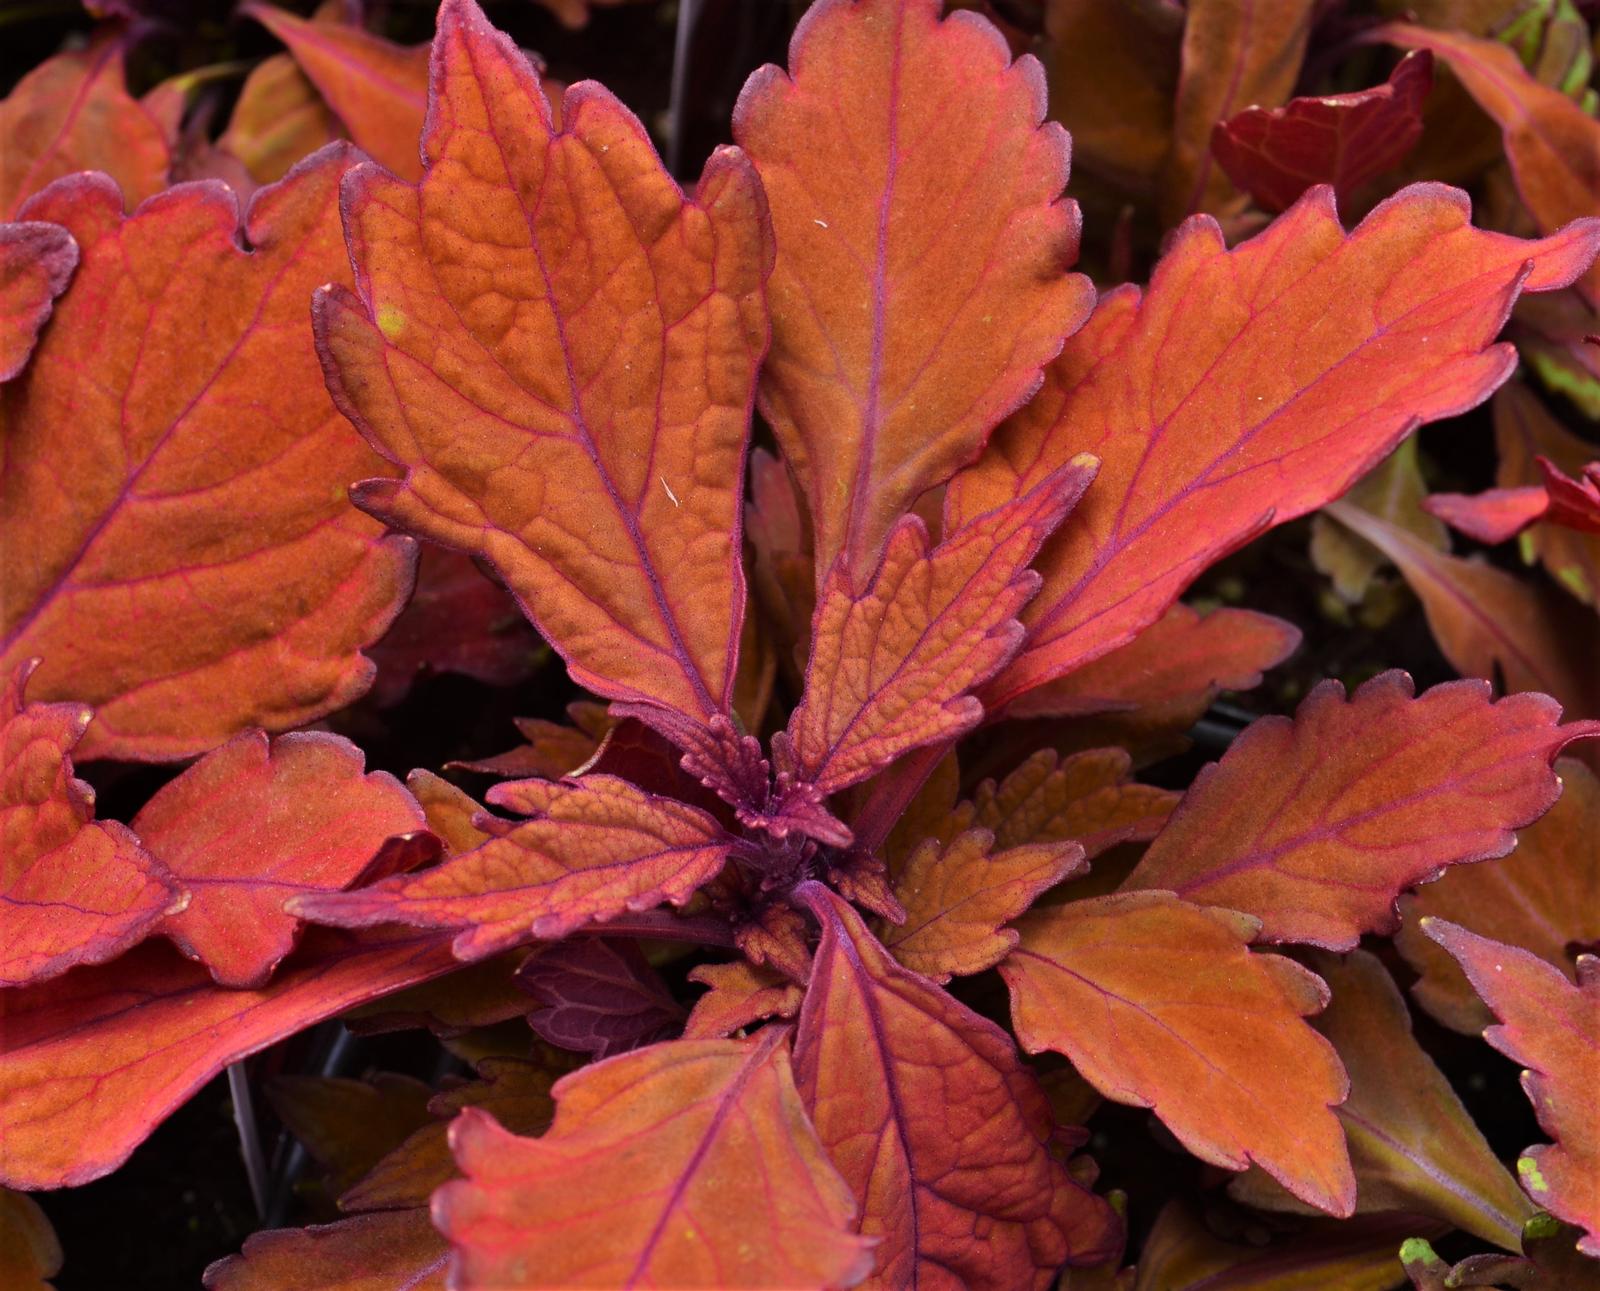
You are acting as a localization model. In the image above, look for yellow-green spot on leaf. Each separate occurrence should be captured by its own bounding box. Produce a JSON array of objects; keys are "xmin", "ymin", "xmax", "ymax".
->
[
  {"xmin": 1399, "ymin": 1237, "xmax": 1444, "ymax": 1267},
  {"xmin": 1555, "ymin": 564, "xmax": 1590, "ymax": 601},
  {"xmin": 377, "ymin": 305, "xmax": 405, "ymax": 340},
  {"xmin": 1523, "ymin": 1213, "xmax": 1561, "ymax": 1241},
  {"xmin": 1517, "ymin": 1155, "xmax": 1549, "ymax": 1193}
]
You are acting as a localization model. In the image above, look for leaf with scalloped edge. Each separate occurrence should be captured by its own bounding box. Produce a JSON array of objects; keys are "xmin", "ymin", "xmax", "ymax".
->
[
  {"xmin": 1002, "ymin": 890, "xmax": 1354, "ymax": 1216},
  {"xmin": 1423, "ymin": 919, "xmax": 1600, "ymax": 1254},
  {"xmin": 0, "ymin": 223, "xmax": 76, "ymax": 383},
  {"xmin": 515, "ymin": 936, "xmax": 685, "ymax": 1058},
  {"xmin": 733, "ymin": 0, "xmax": 1093, "ymax": 585},
  {"xmin": 780, "ymin": 461, "xmax": 1096, "ymax": 795},
  {"xmin": 244, "ymin": 3, "xmax": 430, "ymax": 180},
  {"xmin": 1212, "ymin": 50, "xmax": 1433, "ymax": 215},
  {"xmin": 1373, "ymin": 24, "xmax": 1600, "ymax": 309},
  {"xmin": 947, "ymin": 185, "xmax": 1600, "ymax": 714},
  {"xmin": 1228, "ymin": 949, "xmax": 1535, "ymax": 1250},
  {"xmin": 434, "ymin": 1028, "xmax": 875, "ymax": 1289},
  {"xmin": 1125, "ymin": 672, "xmax": 1593, "ymax": 948},
  {"xmin": 1328, "ymin": 504, "xmax": 1600, "ymax": 724},
  {"xmin": 1, "ymin": 148, "xmax": 414, "ymax": 761},
  {"xmin": 450, "ymin": 703, "xmax": 611, "ymax": 779},
  {"xmin": 130, "ymin": 729, "xmax": 428, "ymax": 987},
  {"xmin": 950, "ymin": 748, "xmax": 1178, "ymax": 861},
  {"xmin": 290, "ymin": 775, "xmax": 732, "ymax": 961},
  {"xmin": 1, "ymin": 662, "xmax": 182, "ymax": 988},
  {"xmin": 795, "ymin": 884, "xmax": 1122, "ymax": 1289},
  {"xmin": 1163, "ymin": 0, "xmax": 1315, "ymax": 221},
  {"xmin": 683, "ymin": 959, "xmax": 803, "ymax": 1040},
  {"xmin": 203, "ymin": 1210, "xmax": 446, "ymax": 1291},
  {"xmin": 880, "ymin": 829, "xmax": 1083, "ymax": 981},
  {"xmin": 316, "ymin": 0, "xmax": 769, "ymax": 725},
  {"xmin": 1398, "ymin": 757, "xmax": 1600, "ymax": 1036},
  {"xmin": 0, "ymin": 1188, "xmax": 61, "ymax": 1291},
  {"xmin": 0, "ymin": 927, "xmax": 459, "ymax": 1189},
  {"xmin": 0, "ymin": 34, "xmax": 171, "ymax": 218}
]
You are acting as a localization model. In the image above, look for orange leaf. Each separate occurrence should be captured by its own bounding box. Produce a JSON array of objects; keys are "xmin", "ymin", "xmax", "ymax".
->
[
  {"xmin": 1229, "ymin": 949, "xmax": 1535, "ymax": 1250},
  {"xmin": 290, "ymin": 775, "xmax": 732, "ymax": 960},
  {"xmin": 204, "ymin": 1210, "xmax": 446, "ymax": 1291},
  {"xmin": 781, "ymin": 461, "xmax": 1096, "ymax": 793},
  {"xmin": 1, "ymin": 662, "xmax": 182, "ymax": 988},
  {"xmin": 0, "ymin": 35, "xmax": 171, "ymax": 218},
  {"xmin": 268, "ymin": 1071, "xmax": 435, "ymax": 1197},
  {"xmin": 795, "ymin": 885, "xmax": 1122, "ymax": 1288},
  {"xmin": 132, "ymin": 729, "xmax": 428, "ymax": 987},
  {"xmin": 682, "ymin": 959, "xmax": 803, "ymax": 1039},
  {"xmin": 734, "ymin": 0, "xmax": 1093, "ymax": 584},
  {"xmin": 435, "ymin": 1029, "xmax": 875, "ymax": 1289},
  {"xmin": 1399, "ymin": 757, "xmax": 1600, "ymax": 1036},
  {"xmin": 948, "ymin": 186, "xmax": 1600, "ymax": 713},
  {"xmin": 316, "ymin": 0, "xmax": 770, "ymax": 724},
  {"xmin": 1, "ymin": 148, "xmax": 414, "ymax": 760},
  {"xmin": 1375, "ymin": 24, "xmax": 1600, "ymax": 309},
  {"xmin": 0, "ymin": 1188, "xmax": 61, "ymax": 1291},
  {"xmin": 1001, "ymin": 890, "xmax": 1355, "ymax": 1216},
  {"xmin": 449, "ymin": 703, "xmax": 611, "ymax": 779},
  {"xmin": 244, "ymin": 3, "xmax": 431, "ymax": 181},
  {"xmin": 218, "ymin": 54, "xmax": 340, "ymax": 186},
  {"xmin": 881, "ymin": 828, "xmax": 1083, "ymax": 981},
  {"xmin": 0, "ymin": 222, "xmax": 75, "ymax": 382},
  {"xmin": 0, "ymin": 927, "xmax": 459, "ymax": 1188},
  {"xmin": 1125, "ymin": 672, "xmax": 1589, "ymax": 948},
  {"xmin": 1423, "ymin": 920, "xmax": 1600, "ymax": 1255}
]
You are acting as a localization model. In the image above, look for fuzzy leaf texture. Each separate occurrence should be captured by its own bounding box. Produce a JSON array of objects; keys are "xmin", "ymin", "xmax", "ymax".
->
[
  {"xmin": 434, "ymin": 1028, "xmax": 875, "ymax": 1289},
  {"xmin": 316, "ymin": 0, "xmax": 769, "ymax": 724},
  {"xmin": 0, "ymin": 148, "xmax": 414, "ymax": 759},
  {"xmin": 0, "ymin": 223, "xmax": 76, "ymax": 383},
  {"xmin": 734, "ymin": 0, "xmax": 1092, "ymax": 584}
]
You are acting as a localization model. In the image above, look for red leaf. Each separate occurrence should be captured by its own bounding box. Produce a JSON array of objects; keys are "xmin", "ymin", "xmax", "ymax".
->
[
  {"xmin": 514, "ymin": 937, "xmax": 685, "ymax": 1058},
  {"xmin": 1164, "ymin": 0, "xmax": 1316, "ymax": 220},
  {"xmin": 1, "ymin": 148, "xmax": 414, "ymax": 760},
  {"xmin": 1423, "ymin": 920, "xmax": 1600, "ymax": 1255},
  {"xmin": 1, "ymin": 661, "xmax": 181, "ymax": 988},
  {"xmin": 0, "ymin": 1187, "xmax": 62, "ymax": 1290},
  {"xmin": 1125, "ymin": 672, "xmax": 1588, "ymax": 949},
  {"xmin": 1399, "ymin": 757, "xmax": 1600, "ymax": 1036},
  {"xmin": 0, "ymin": 927, "xmax": 459, "ymax": 1188},
  {"xmin": 0, "ymin": 222, "xmax": 76, "ymax": 382},
  {"xmin": 290, "ymin": 775, "xmax": 732, "ymax": 960},
  {"xmin": 1424, "ymin": 485, "xmax": 1552, "ymax": 544},
  {"xmin": 130, "ymin": 729, "xmax": 428, "ymax": 987},
  {"xmin": 948, "ymin": 186, "xmax": 1600, "ymax": 713},
  {"xmin": 0, "ymin": 35, "xmax": 171, "ymax": 218},
  {"xmin": 1211, "ymin": 50, "xmax": 1434, "ymax": 214},
  {"xmin": 366, "ymin": 547, "xmax": 542, "ymax": 707},
  {"xmin": 882, "ymin": 829, "xmax": 1083, "ymax": 981},
  {"xmin": 1003, "ymin": 602, "xmax": 1300, "ymax": 723},
  {"xmin": 1328, "ymin": 502, "xmax": 1600, "ymax": 724},
  {"xmin": 435, "ymin": 1029, "xmax": 875, "ymax": 1289},
  {"xmin": 204, "ymin": 1210, "xmax": 446, "ymax": 1291},
  {"xmin": 795, "ymin": 885, "xmax": 1122, "ymax": 1288},
  {"xmin": 1541, "ymin": 457, "xmax": 1600, "ymax": 535},
  {"xmin": 244, "ymin": 3, "xmax": 430, "ymax": 180},
  {"xmin": 316, "ymin": 0, "xmax": 770, "ymax": 724},
  {"xmin": 780, "ymin": 461, "xmax": 1095, "ymax": 794},
  {"xmin": 1374, "ymin": 23, "xmax": 1600, "ymax": 309},
  {"xmin": 734, "ymin": 0, "xmax": 1092, "ymax": 584},
  {"xmin": 1001, "ymin": 891, "xmax": 1354, "ymax": 1215},
  {"xmin": 682, "ymin": 959, "xmax": 803, "ymax": 1040}
]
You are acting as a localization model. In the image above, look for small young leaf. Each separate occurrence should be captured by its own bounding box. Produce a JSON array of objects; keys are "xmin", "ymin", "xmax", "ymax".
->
[
  {"xmin": 0, "ymin": 1187, "xmax": 62, "ymax": 1291},
  {"xmin": 290, "ymin": 776, "xmax": 732, "ymax": 961},
  {"xmin": 132, "ymin": 730, "xmax": 428, "ymax": 987},
  {"xmin": 949, "ymin": 186, "xmax": 1600, "ymax": 712},
  {"xmin": 316, "ymin": 0, "xmax": 770, "ymax": 723},
  {"xmin": 1424, "ymin": 485, "xmax": 1552, "ymax": 544},
  {"xmin": 0, "ymin": 222, "xmax": 76, "ymax": 382},
  {"xmin": 218, "ymin": 54, "xmax": 338, "ymax": 186},
  {"xmin": 1002, "ymin": 891, "xmax": 1354, "ymax": 1215},
  {"xmin": 267, "ymin": 1072, "xmax": 435, "ymax": 1198},
  {"xmin": 1399, "ymin": 757, "xmax": 1600, "ymax": 1036},
  {"xmin": 1212, "ymin": 50, "xmax": 1433, "ymax": 213},
  {"xmin": 1, "ymin": 662, "xmax": 182, "ymax": 988},
  {"xmin": 515, "ymin": 937, "xmax": 685, "ymax": 1058},
  {"xmin": 1125, "ymin": 672, "xmax": 1590, "ymax": 948},
  {"xmin": 204, "ymin": 1210, "xmax": 446, "ymax": 1291},
  {"xmin": 735, "ymin": 0, "xmax": 1092, "ymax": 584},
  {"xmin": 1423, "ymin": 920, "xmax": 1600, "ymax": 1255},
  {"xmin": 796, "ymin": 885, "xmax": 1122, "ymax": 1288},
  {"xmin": 435, "ymin": 1030, "xmax": 875, "ymax": 1289},
  {"xmin": 682, "ymin": 959, "xmax": 803, "ymax": 1040}
]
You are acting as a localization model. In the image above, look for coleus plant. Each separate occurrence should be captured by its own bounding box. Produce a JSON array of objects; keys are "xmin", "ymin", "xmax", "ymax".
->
[{"xmin": 2, "ymin": 0, "xmax": 1600, "ymax": 1287}]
